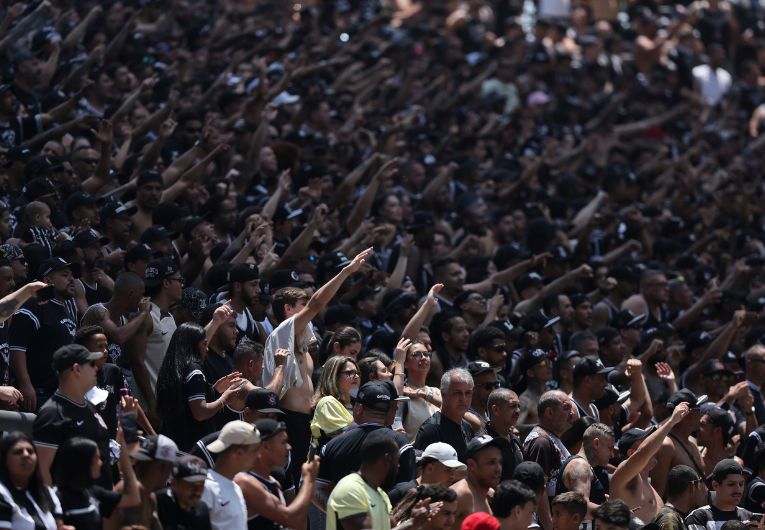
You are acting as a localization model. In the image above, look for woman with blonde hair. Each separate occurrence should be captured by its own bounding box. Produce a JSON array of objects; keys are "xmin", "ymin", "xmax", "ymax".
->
[{"xmin": 310, "ymin": 356, "xmax": 360, "ymax": 450}]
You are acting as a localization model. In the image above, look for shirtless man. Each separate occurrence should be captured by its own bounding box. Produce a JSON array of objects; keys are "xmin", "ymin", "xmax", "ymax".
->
[
  {"xmin": 610, "ymin": 402, "xmax": 690, "ymax": 524},
  {"xmin": 263, "ymin": 246, "xmax": 373, "ymax": 484},
  {"xmin": 650, "ymin": 389, "xmax": 707, "ymax": 497},
  {"xmin": 452, "ymin": 435, "xmax": 504, "ymax": 529}
]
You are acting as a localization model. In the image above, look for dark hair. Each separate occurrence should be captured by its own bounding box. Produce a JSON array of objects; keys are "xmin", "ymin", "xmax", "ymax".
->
[
  {"xmin": 52, "ymin": 437, "xmax": 99, "ymax": 490},
  {"xmin": 468, "ymin": 326, "xmax": 506, "ymax": 357},
  {"xmin": 272, "ymin": 287, "xmax": 309, "ymax": 323},
  {"xmin": 358, "ymin": 355, "xmax": 386, "ymax": 385},
  {"xmin": 665, "ymin": 465, "xmax": 700, "ymax": 500},
  {"xmin": 155, "ymin": 323, "xmax": 207, "ymax": 424},
  {"xmin": 0, "ymin": 432, "xmax": 54, "ymax": 512},
  {"xmin": 491, "ymin": 480, "xmax": 537, "ymax": 518},
  {"xmin": 551, "ymin": 491, "xmax": 587, "ymax": 517},
  {"xmin": 754, "ymin": 442, "xmax": 765, "ymax": 474},
  {"xmin": 318, "ymin": 327, "xmax": 362, "ymax": 364},
  {"xmin": 592, "ymin": 500, "xmax": 631, "ymax": 529},
  {"xmin": 74, "ymin": 325, "xmax": 106, "ymax": 346},
  {"xmin": 360, "ymin": 430, "xmax": 398, "ymax": 466},
  {"xmin": 721, "ymin": 522, "xmax": 749, "ymax": 530},
  {"xmin": 392, "ymin": 484, "xmax": 457, "ymax": 524},
  {"xmin": 233, "ymin": 339, "xmax": 263, "ymax": 366},
  {"xmin": 561, "ymin": 416, "xmax": 597, "ymax": 452}
]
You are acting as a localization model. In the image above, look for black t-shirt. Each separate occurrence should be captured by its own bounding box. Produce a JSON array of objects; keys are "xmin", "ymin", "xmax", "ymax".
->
[
  {"xmin": 9, "ymin": 298, "xmax": 77, "ymax": 393},
  {"xmin": 0, "ymin": 322, "xmax": 10, "ymax": 387},
  {"xmin": 33, "ymin": 392, "xmax": 113, "ymax": 488},
  {"xmin": 415, "ymin": 412, "xmax": 475, "ymax": 463},
  {"xmin": 203, "ymin": 349, "xmax": 234, "ymax": 386},
  {"xmin": 162, "ymin": 362, "xmax": 217, "ymax": 452},
  {"xmin": 388, "ymin": 480, "xmax": 417, "ymax": 507},
  {"xmin": 58, "ymin": 485, "xmax": 121, "ymax": 530},
  {"xmin": 156, "ymin": 487, "xmax": 212, "ymax": 530},
  {"xmin": 318, "ymin": 423, "xmax": 416, "ymax": 487},
  {"xmin": 95, "ymin": 363, "xmax": 127, "ymax": 438},
  {"xmin": 0, "ymin": 116, "xmax": 40, "ymax": 148},
  {"xmin": 486, "ymin": 423, "xmax": 523, "ymax": 481}
]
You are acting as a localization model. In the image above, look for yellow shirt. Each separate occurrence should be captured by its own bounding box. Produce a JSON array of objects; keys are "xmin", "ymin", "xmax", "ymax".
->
[{"xmin": 327, "ymin": 473, "xmax": 391, "ymax": 530}]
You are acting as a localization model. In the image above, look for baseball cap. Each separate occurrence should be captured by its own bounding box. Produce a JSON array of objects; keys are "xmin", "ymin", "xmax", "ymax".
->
[
  {"xmin": 73, "ymin": 229, "xmax": 108, "ymax": 249},
  {"xmin": 468, "ymin": 361, "xmax": 496, "ymax": 377},
  {"xmin": 519, "ymin": 310, "xmax": 559, "ymax": 332},
  {"xmin": 612, "ymin": 310, "xmax": 647, "ymax": 330},
  {"xmin": 521, "ymin": 348, "xmax": 549, "ymax": 370},
  {"xmin": 701, "ymin": 359, "xmax": 733, "ymax": 377},
  {"xmin": 144, "ymin": 258, "xmax": 180, "ymax": 287},
  {"xmin": 183, "ymin": 216, "xmax": 205, "ymax": 241},
  {"xmin": 573, "ymin": 357, "xmax": 613, "ymax": 379},
  {"xmin": 131, "ymin": 434, "xmax": 179, "ymax": 463},
  {"xmin": 172, "ymin": 455, "xmax": 208, "ymax": 482},
  {"xmin": 352, "ymin": 380, "xmax": 406, "ymax": 411},
  {"xmin": 124, "ymin": 244, "xmax": 153, "ymax": 265},
  {"xmin": 245, "ymin": 388, "xmax": 283, "ymax": 415},
  {"xmin": 136, "ymin": 170, "xmax": 163, "ymax": 188},
  {"xmin": 685, "ymin": 330, "xmax": 713, "ymax": 354},
  {"xmin": 272, "ymin": 205, "xmax": 303, "ymax": 223},
  {"xmin": 516, "ymin": 272, "xmax": 544, "ymax": 293},
  {"xmin": 153, "ymin": 202, "xmax": 190, "ymax": 229},
  {"xmin": 465, "ymin": 434, "xmax": 506, "ymax": 459},
  {"xmin": 141, "ymin": 225, "xmax": 177, "ymax": 245},
  {"xmin": 666, "ymin": 388, "xmax": 708, "ymax": 409},
  {"xmin": 37, "ymin": 256, "xmax": 72, "ymax": 279},
  {"xmin": 206, "ymin": 420, "xmax": 261, "ymax": 453},
  {"xmin": 709, "ymin": 458, "xmax": 745, "ymax": 483},
  {"xmin": 255, "ymin": 419, "xmax": 288, "ymax": 441},
  {"xmin": 268, "ymin": 269, "xmax": 303, "ymax": 292},
  {"xmin": 100, "ymin": 202, "xmax": 137, "ymax": 224},
  {"xmin": 461, "ymin": 512, "xmax": 500, "ymax": 530},
  {"xmin": 3, "ymin": 146, "xmax": 32, "ymax": 167},
  {"xmin": 382, "ymin": 289, "xmax": 418, "ymax": 315},
  {"xmin": 229, "ymin": 263, "xmax": 260, "ymax": 284},
  {"xmin": 418, "ymin": 442, "xmax": 467, "ymax": 472},
  {"xmin": 593, "ymin": 384, "xmax": 631, "ymax": 409},
  {"xmin": 65, "ymin": 191, "xmax": 97, "ymax": 217},
  {"xmin": 51, "ymin": 344, "xmax": 103, "ymax": 372},
  {"xmin": 704, "ymin": 406, "xmax": 736, "ymax": 439},
  {"xmin": 316, "ymin": 251, "xmax": 352, "ymax": 281},
  {"xmin": 512, "ymin": 461, "xmax": 546, "ymax": 492},
  {"xmin": 617, "ymin": 426, "xmax": 657, "ymax": 457},
  {"xmin": 22, "ymin": 177, "xmax": 58, "ymax": 201},
  {"xmin": 596, "ymin": 326, "xmax": 620, "ymax": 346}
]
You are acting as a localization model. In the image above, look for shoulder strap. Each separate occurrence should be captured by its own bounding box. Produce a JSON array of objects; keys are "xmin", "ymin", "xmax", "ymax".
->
[{"xmin": 667, "ymin": 432, "xmax": 705, "ymax": 477}]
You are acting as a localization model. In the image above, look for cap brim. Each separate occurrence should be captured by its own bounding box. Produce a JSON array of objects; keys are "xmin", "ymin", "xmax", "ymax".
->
[
  {"xmin": 544, "ymin": 316, "xmax": 561, "ymax": 328},
  {"xmin": 696, "ymin": 394, "xmax": 709, "ymax": 407},
  {"xmin": 86, "ymin": 351, "xmax": 105, "ymax": 361},
  {"xmin": 130, "ymin": 450, "xmax": 153, "ymax": 461},
  {"xmin": 206, "ymin": 440, "xmax": 228, "ymax": 453},
  {"xmin": 442, "ymin": 459, "xmax": 467, "ymax": 471},
  {"xmin": 617, "ymin": 391, "xmax": 631, "ymax": 404},
  {"xmin": 179, "ymin": 475, "xmax": 207, "ymax": 483},
  {"xmin": 256, "ymin": 407, "xmax": 284, "ymax": 415}
]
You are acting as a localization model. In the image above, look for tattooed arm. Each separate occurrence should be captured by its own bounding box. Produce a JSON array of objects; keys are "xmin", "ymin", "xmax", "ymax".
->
[{"xmin": 0, "ymin": 282, "xmax": 49, "ymax": 323}]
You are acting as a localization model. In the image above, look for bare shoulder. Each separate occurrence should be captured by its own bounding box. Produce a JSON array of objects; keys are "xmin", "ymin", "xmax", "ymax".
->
[
  {"xmin": 452, "ymin": 479, "xmax": 471, "ymax": 496},
  {"xmin": 82, "ymin": 303, "xmax": 109, "ymax": 325}
]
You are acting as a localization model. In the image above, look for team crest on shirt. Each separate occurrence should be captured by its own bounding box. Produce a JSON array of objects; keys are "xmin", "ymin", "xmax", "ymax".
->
[{"xmin": 61, "ymin": 318, "xmax": 77, "ymax": 336}]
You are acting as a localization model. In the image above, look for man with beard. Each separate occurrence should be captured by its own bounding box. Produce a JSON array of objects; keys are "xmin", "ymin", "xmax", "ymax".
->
[
  {"xmin": 228, "ymin": 263, "xmax": 266, "ymax": 344},
  {"xmin": 431, "ymin": 311, "xmax": 471, "ymax": 372},
  {"xmin": 486, "ymin": 388, "xmax": 524, "ymax": 480},
  {"xmin": 523, "ymin": 391, "xmax": 577, "ymax": 480},
  {"xmin": 452, "ymin": 435, "xmax": 505, "ymax": 528},
  {"xmin": 129, "ymin": 171, "xmax": 164, "ymax": 241},
  {"xmin": 73, "ymin": 229, "xmax": 113, "ymax": 307},
  {"xmin": 326, "ymin": 431, "xmax": 400, "ymax": 530},
  {"xmin": 651, "ymin": 390, "xmax": 708, "ymax": 497},
  {"xmin": 9, "ymin": 257, "xmax": 78, "ymax": 411}
]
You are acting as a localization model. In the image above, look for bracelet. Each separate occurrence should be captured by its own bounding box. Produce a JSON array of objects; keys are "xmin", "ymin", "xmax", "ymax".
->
[{"xmin": 393, "ymin": 372, "xmax": 404, "ymax": 377}]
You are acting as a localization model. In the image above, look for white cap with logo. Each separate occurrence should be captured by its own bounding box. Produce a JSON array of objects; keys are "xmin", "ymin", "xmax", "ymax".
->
[
  {"xmin": 206, "ymin": 420, "xmax": 261, "ymax": 453},
  {"xmin": 418, "ymin": 442, "xmax": 467, "ymax": 472}
]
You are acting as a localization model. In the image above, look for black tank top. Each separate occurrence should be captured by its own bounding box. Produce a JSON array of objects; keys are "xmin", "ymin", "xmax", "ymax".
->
[{"xmin": 246, "ymin": 472, "xmax": 286, "ymax": 530}]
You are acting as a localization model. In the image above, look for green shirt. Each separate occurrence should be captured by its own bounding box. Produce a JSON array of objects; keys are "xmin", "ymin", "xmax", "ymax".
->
[{"xmin": 327, "ymin": 473, "xmax": 392, "ymax": 530}]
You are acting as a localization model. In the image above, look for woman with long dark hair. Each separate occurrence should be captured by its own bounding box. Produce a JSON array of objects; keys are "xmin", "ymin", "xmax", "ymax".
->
[
  {"xmin": 53, "ymin": 431, "xmax": 140, "ymax": 530},
  {"xmin": 0, "ymin": 432, "xmax": 61, "ymax": 530},
  {"xmin": 155, "ymin": 323, "xmax": 243, "ymax": 451}
]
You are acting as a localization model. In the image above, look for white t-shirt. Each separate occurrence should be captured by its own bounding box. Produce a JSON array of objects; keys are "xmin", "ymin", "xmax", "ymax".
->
[
  {"xmin": 692, "ymin": 64, "xmax": 732, "ymax": 106},
  {"xmin": 145, "ymin": 303, "xmax": 177, "ymax": 392},
  {"xmin": 201, "ymin": 469, "xmax": 247, "ymax": 530},
  {"xmin": 262, "ymin": 315, "xmax": 316, "ymax": 398}
]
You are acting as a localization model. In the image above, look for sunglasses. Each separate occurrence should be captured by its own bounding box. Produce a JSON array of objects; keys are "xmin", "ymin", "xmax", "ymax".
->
[
  {"xmin": 410, "ymin": 351, "xmax": 432, "ymax": 359},
  {"xmin": 478, "ymin": 382, "xmax": 501, "ymax": 390}
]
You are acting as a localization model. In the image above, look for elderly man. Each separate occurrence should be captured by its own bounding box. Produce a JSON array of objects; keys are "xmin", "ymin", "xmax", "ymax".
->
[
  {"xmin": 522, "ymin": 390, "xmax": 577, "ymax": 484},
  {"xmin": 415, "ymin": 368, "xmax": 476, "ymax": 462}
]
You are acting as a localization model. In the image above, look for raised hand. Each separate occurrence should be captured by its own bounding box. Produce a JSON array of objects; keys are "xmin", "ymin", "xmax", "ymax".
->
[
  {"xmin": 345, "ymin": 247, "xmax": 374, "ymax": 274},
  {"xmin": 213, "ymin": 371, "xmax": 243, "ymax": 393},
  {"xmin": 670, "ymin": 402, "xmax": 690, "ymax": 424},
  {"xmin": 274, "ymin": 348, "xmax": 290, "ymax": 367},
  {"xmin": 426, "ymin": 283, "xmax": 444, "ymax": 306}
]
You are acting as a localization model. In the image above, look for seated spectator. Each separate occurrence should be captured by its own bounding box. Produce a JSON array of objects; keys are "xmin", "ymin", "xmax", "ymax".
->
[
  {"xmin": 156, "ymin": 455, "xmax": 212, "ymax": 530},
  {"xmin": 0, "ymin": 432, "xmax": 62, "ymax": 530},
  {"xmin": 52, "ymin": 433, "xmax": 140, "ymax": 530},
  {"xmin": 310, "ymin": 356, "xmax": 359, "ymax": 448},
  {"xmin": 686, "ymin": 459, "xmax": 758, "ymax": 530},
  {"xmin": 155, "ymin": 322, "xmax": 244, "ymax": 451}
]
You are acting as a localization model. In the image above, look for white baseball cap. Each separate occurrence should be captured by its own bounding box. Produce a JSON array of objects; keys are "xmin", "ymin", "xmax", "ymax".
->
[
  {"xmin": 418, "ymin": 442, "xmax": 467, "ymax": 472},
  {"xmin": 206, "ymin": 420, "xmax": 261, "ymax": 453}
]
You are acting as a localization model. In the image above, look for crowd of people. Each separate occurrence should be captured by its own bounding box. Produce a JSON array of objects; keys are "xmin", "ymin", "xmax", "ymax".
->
[{"xmin": 0, "ymin": 0, "xmax": 764, "ymax": 528}]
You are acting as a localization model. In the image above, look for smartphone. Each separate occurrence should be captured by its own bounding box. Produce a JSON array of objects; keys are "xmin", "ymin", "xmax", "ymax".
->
[
  {"xmin": 37, "ymin": 286, "xmax": 55, "ymax": 302},
  {"xmin": 119, "ymin": 410, "xmax": 139, "ymax": 444}
]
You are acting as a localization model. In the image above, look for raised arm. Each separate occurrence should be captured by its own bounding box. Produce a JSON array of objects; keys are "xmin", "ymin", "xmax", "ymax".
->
[
  {"xmin": 402, "ymin": 284, "xmax": 443, "ymax": 339},
  {"xmin": 0, "ymin": 282, "xmax": 47, "ymax": 323}
]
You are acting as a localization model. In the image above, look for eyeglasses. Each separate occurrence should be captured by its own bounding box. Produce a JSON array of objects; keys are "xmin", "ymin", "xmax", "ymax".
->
[
  {"xmin": 410, "ymin": 351, "xmax": 432, "ymax": 359},
  {"xmin": 491, "ymin": 345, "xmax": 508, "ymax": 352},
  {"xmin": 478, "ymin": 382, "xmax": 501, "ymax": 390},
  {"xmin": 340, "ymin": 370, "xmax": 359, "ymax": 378}
]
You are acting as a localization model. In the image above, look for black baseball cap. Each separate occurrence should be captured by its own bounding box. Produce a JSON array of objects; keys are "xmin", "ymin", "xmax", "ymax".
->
[
  {"xmin": 3, "ymin": 146, "xmax": 32, "ymax": 167},
  {"xmin": 124, "ymin": 244, "xmax": 153, "ymax": 265},
  {"xmin": 100, "ymin": 202, "xmax": 137, "ymax": 224},
  {"xmin": 172, "ymin": 455, "xmax": 208, "ymax": 482},
  {"xmin": 245, "ymin": 388, "xmax": 283, "ymax": 415},
  {"xmin": 141, "ymin": 225, "xmax": 177, "ymax": 245},
  {"xmin": 52, "ymin": 344, "xmax": 103, "ymax": 372},
  {"xmin": 593, "ymin": 384, "xmax": 630, "ymax": 409},
  {"xmin": 352, "ymin": 380, "xmax": 406, "ymax": 411},
  {"xmin": 704, "ymin": 406, "xmax": 735, "ymax": 439},
  {"xmin": 229, "ymin": 263, "xmax": 260, "ymax": 284},
  {"xmin": 255, "ymin": 419, "xmax": 288, "ymax": 441},
  {"xmin": 701, "ymin": 359, "xmax": 733, "ymax": 377},
  {"xmin": 684, "ymin": 330, "xmax": 713, "ymax": 354},
  {"xmin": 272, "ymin": 205, "xmax": 303, "ymax": 224},
  {"xmin": 268, "ymin": 269, "xmax": 303, "ymax": 292},
  {"xmin": 144, "ymin": 258, "xmax": 180, "ymax": 287},
  {"xmin": 512, "ymin": 461, "xmax": 546, "ymax": 492},
  {"xmin": 37, "ymin": 256, "xmax": 73, "ymax": 279},
  {"xmin": 519, "ymin": 310, "xmax": 559, "ymax": 332},
  {"xmin": 468, "ymin": 361, "xmax": 496, "ymax": 377},
  {"xmin": 617, "ymin": 426, "xmax": 657, "ymax": 457},
  {"xmin": 521, "ymin": 348, "xmax": 549, "ymax": 370},
  {"xmin": 612, "ymin": 310, "xmax": 647, "ymax": 330},
  {"xmin": 316, "ymin": 251, "xmax": 352, "ymax": 281},
  {"xmin": 382, "ymin": 289, "xmax": 418, "ymax": 315},
  {"xmin": 465, "ymin": 434, "xmax": 506, "ymax": 459},
  {"xmin": 65, "ymin": 191, "xmax": 97, "ymax": 217},
  {"xmin": 516, "ymin": 272, "xmax": 544, "ymax": 293},
  {"xmin": 666, "ymin": 388, "xmax": 708, "ymax": 409},
  {"xmin": 709, "ymin": 458, "xmax": 744, "ymax": 483},
  {"xmin": 573, "ymin": 356, "xmax": 613, "ymax": 378},
  {"xmin": 73, "ymin": 229, "xmax": 108, "ymax": 249},
  {"xmin": 136, "ymin": 171, "xmax": 163, "ymax": 188},
  {"xmin": 183, "ymin": 216, "xmax": 205, "ymax": 241},
  {"xmin": 22, "ymin": 177, "xmax": 59, "ymax": 201},
  {"xmin": 153, "ymin": 202, "xmax": 190, "ymax": 229}
]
